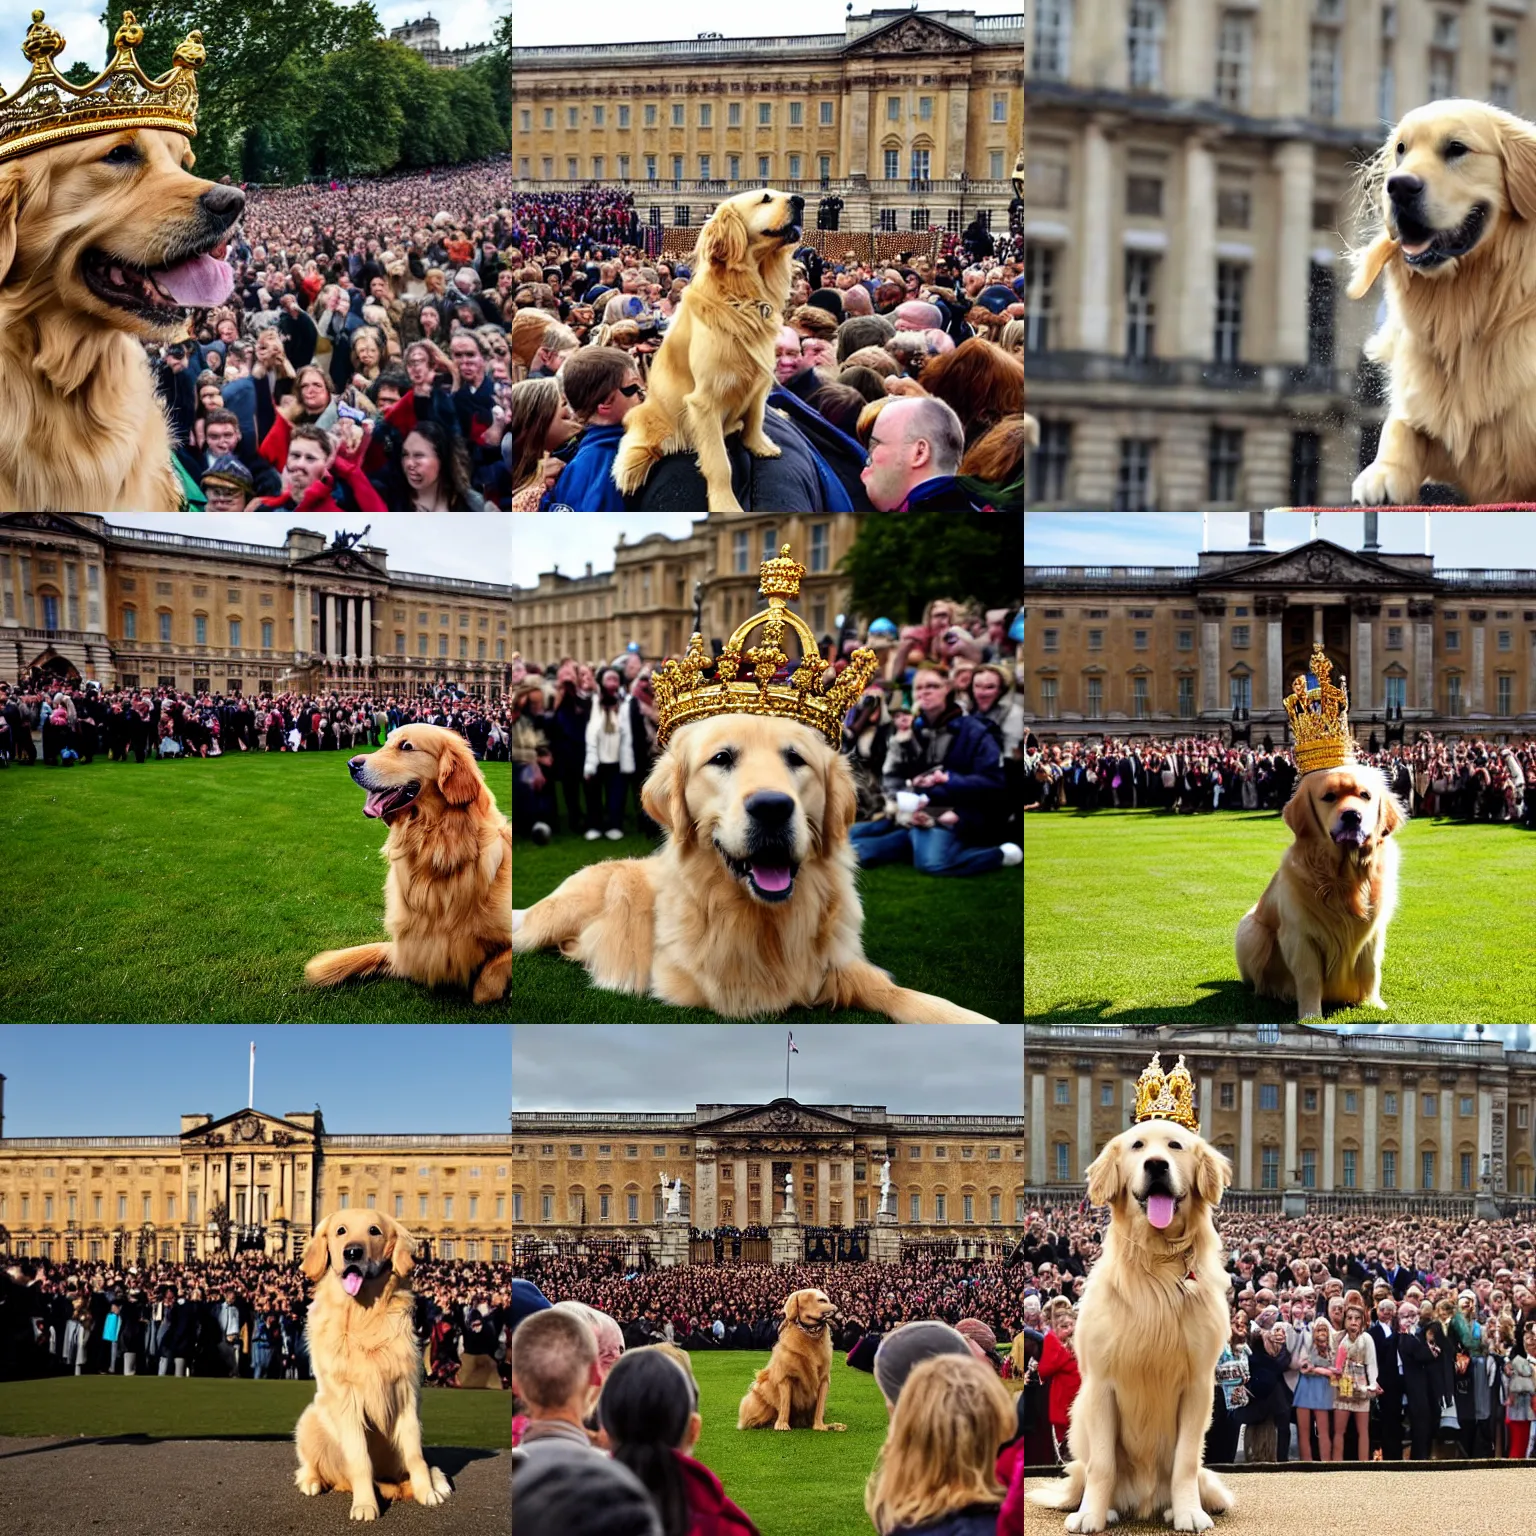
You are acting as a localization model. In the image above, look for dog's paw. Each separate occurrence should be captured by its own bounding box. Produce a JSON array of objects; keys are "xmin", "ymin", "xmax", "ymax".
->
[
  {"xmin": 744, "ymin": 436, "xmax": 782, "ymax": 459},
  {"xmin": 295, "ymin": 1470, "xmax": 324, "ymax": 1497},
  {"xmin": 1065, "ymin": 1510, "xmax": 1111, "ymax": 1534},
  {"xmin": 429, "ymin": 1466, "xmax": 453, "ymax": 1499},
  {"xmin": 1165, "ymin": 1508, "xmax": 1214, "ymax": 1532},
  {"xmin": 349, "ymin": 1500, "xmax": 380, "ymax": 1522},
  {"xmin": 773, "ymin": 1421, "xmax": 792, "ymax": 1431},
  {"xmin": 1351, "ymin": 460, "xmax": 1418, "ymax": 506},
  {"xmin": 413, "ymin": 1480, "xmax": 448, "ymax": 1509},
  {"xmin": 814, "ymin": 1422, "xmax": 846, "ymax": 1432}
]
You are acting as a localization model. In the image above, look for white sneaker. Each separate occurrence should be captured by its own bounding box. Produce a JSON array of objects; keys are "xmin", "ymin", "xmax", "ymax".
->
[
  {"xmin": 999, "ymin": 842, "xmax": 1022, "ymax": 867},
  {"xmin": 605, "ymin": 828, "xmax": 623, "ymax": 840},
  {"xmin": 584, "ymin": 828, "xmax": 601, "ymax": 841}
]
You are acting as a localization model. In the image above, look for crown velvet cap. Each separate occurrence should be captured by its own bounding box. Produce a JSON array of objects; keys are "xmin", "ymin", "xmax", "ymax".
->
[
  {"xmin": 1284, "ymin": 646, "xmax": 1357, "ymax": 776},
  {"xmin": 1134, "ymin": 1052, "xmax": 1199, "ymax": 1133},
  {"xmin": 0, "ymin": 11, "xmax": 206, "ymax": 168},
  {"xmin": 651, "ymin": 544, "xmax": 877, "ymax": 749}
]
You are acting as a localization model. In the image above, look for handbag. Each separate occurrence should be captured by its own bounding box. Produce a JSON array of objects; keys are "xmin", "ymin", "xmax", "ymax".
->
[{"xmin": 1439, "ymin": 1396, "xmax": 1461, "ymax": 1430}]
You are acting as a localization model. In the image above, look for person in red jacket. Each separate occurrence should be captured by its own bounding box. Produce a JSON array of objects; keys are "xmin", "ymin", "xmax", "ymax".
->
[
  {"xmin": 251, "ymin": 421, "xmax": 386, "ymax": 512},
  {"xmin": 1038, "ymin": 1304, "xmax": 1081, "ymax": 1461},
  {"xmin": 598, "ymin": 1346, "xmax": 760, "ymax": 1536}
]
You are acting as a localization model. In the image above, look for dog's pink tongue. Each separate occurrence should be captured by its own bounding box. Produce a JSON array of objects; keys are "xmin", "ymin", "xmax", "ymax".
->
[
  {"xmin": 363, "ymin": 789, "xmax": 389, "ymax": 820},
  {"xmin": 1146, "ymin": 1194, "xmax": 1176, "ymax": 1229},
  {"xmin": 150, "ymin": 252, "xmax": 234, "ymax": 307},
  {"xmin": 752, "ymin": 863, "xmax": 792, "ymax": 892},
  {"xmin": 342, "ymin": 1271, "xmax": 364, "ymax": 1296}
]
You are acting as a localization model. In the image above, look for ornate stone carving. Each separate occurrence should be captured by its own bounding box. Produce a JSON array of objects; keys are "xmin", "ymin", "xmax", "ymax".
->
[{"xmin": 1215, "ymin": 546, "xmax": 1430, "ymax": 589}]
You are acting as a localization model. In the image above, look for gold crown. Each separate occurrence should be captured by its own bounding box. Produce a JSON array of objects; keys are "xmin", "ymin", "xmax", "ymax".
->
[
  {"xmin": 1284, "ymin": 647, "xmax": 1356, "ymax": 775},
  {"xmin": 0, "ymin": 11, "xmax": 206, "ymax": 168},
  {"xmin": 652, "ymin": 544, "xmax": 877, "ymax": 750},
  {"xmin": 1134, "ymin": 1053, "xmax": 1199, "ymax": 1133}
]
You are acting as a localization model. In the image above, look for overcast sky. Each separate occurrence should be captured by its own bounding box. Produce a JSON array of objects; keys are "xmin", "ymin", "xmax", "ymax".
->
[
  {"xmin": 0, "ymin": 2, "xmax": 503, "ymax": 78},
  {"xmin": 1024, "ymin": 512, "xmax": 1536, "ymax": 569},
  {"xmin": 514, "ymin": 1025, "xmax": 1023, "ymax": 1113},
  {"xmin": 512, "ymin": 515, "xmax": 702, "ymax": 588},
  {"xmin": 109, "ymin": 513, "xmax": 509, "ymax": 586},
  {"xmin": 0, "ymin": 1026, "xmax": 510, "ymax": 1137},
  {"xmin": 511, "ymin": 1, "xmax": 1018, "ymax": 49}
]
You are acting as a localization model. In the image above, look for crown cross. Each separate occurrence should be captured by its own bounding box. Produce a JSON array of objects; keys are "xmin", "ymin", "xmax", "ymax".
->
[
  {"xmin": 1284, "ymin": 646, "xmax": 1356, "ymax": 776},
  {"xmin": 1134, "ymin": 1053, "xmax": 1199, "ymax": 1133}
]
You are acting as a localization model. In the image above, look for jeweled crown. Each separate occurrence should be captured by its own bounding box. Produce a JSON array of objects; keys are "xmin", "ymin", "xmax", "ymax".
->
[
  {"xmin": 0, "ymin": 11, "xmax": 206, "ymax": 169},
  {"xmin": 1284, "ymin": 646, "xmax": 1356, "ymax": 775},
  {"xmin": 1134, "ymin": 1052, "xmax": 1199, "ymax": 1133},
  {"xmin": 652, "ymin": 544, "xmax": 877, "ymax": 750}
]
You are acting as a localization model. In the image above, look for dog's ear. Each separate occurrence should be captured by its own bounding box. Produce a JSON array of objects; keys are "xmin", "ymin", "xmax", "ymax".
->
[
  {"xmin": 641, "ymin": 747, "xmax": 693, "ymax": 849},
  {"xmin": 1500, "ymin": 113, "xmax": 1536, "ymax": 220},
  {"xmin": 383, "ymin": 1215, "xmax": 416, "ymax": 1279},
  {"xmin": 1346, "ymin": 232, "xmax": 1397, "ymax": 300},
  {"xmin": 0, "ymin": 170, "xmax": 19, "ymax": 288},
  {"xmin": 1194, "ymin": 1141, "xmax": 1234, "ymax": 1208},
  {"xmin": 1377, "ymin": 790, "xmax": 1407, "ymax": 840},
  {"xmin": 1282, "ymin": 783, "xmax": 1315, "ymax": 838},
  {"xmin": 819, "ymin": 749, "xmax": 857, "ymax": 851},
  {"xmin": 301, "ymin": 1217, "xmax": 332, "ymax": 1282},
  {"xmin": 783, "ymin": 1291, "xmax": 802, "ymax": 1322},
  {"xmin": 436, "ymin": 731, "xmax": 482, "ymax": 807},
  {"xmin": 1085, "ymin": 1139, "xmax": 1125, "ymax": 1208},
  {"xmin": 702, "ymin": 202, "xmax": 750, "ymax": 270}
]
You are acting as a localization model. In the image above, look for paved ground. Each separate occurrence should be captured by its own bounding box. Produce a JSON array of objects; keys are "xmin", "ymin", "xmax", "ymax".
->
[
  {"xmin": 0, "ymin": 1437, "xmax": 510, "ymax": 1534},
  {"xmin": 1026, "ymin": 1466, "xmax": 1536, "ymax": 1535}
]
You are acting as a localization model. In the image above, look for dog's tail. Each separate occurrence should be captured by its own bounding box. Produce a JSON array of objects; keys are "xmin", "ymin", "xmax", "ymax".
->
[
  {"xmin": 1026, "ymin": 1460, "xmax": 1084, "ymax": 1510},
  {"xmin": 611, "ymin": 424, "xmax": 667, "ymax": 496},
  {"xmin": 305, "ymin": 942, "xmax": 395, "ymax": 988}
]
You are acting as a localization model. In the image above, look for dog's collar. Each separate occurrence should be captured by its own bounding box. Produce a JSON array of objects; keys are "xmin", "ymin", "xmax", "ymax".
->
[
  {"xmin": 723, "ymin": 296, "xmax": 777, "ymax": 322},
  {"xmin": 788, "ymin": 1316, "xmax": 829, "ymax": 1337}
]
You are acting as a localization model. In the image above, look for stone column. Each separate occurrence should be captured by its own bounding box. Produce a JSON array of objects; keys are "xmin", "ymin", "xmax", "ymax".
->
[
  {"xmin": 1201, "ymin": 617, "xmax": 1221, "ymax": 711},
  {"xmin": 944, "ymin": 80, "xmax": 968, "ymax": 179},
  {"xmin": 1479, "ymin": 1087, "xmax": 1493, "ymax": 1192},
  {"xmin": 1440, "ymin": 1082, "xmax": 1454, "ymax": 1191},
  {"xmin": 1273, "ymin": 140, "xmax": 1315, "ymax": 364},
  {"xmin": 1401, "ymin": 1079, "xmax": 1416, "ymax": 1192},
  {"xmin": 326, "ymin": 595, "xmax": 338, "ymax": 664},
  {"xmin": 1077, "ymin": 1072, "xmax": 1091, "ymax": 1176},
  {"xmin": 737, "ymin": 1157, "xmax": 749, "ymax": 1222},
  {"xmin": 1313, "ymin": 605, "xmax": 1324, "ymax": 647},
  {"xmin": 1199, "ymin": 1075, "xmax": 1214, "ymax": 1143},
  {"xmin": 1029, "ymin": 1072, "xmax": 1046, "ymax": 1182},
  {"xmin": 1363, "ymin": 1083, "xmax": 1378, "ymax": 1191},
  {"xmin": 1239, "ymin": 1076, "xmax": 1254, "ymax": 1191},
  {"xmin": 1471, "ymin": 622, "xmax": 1486, "ymax": 712},
  {"xmin": 361, "ymin": 597, "xmax": 372, "ymax": 663},
  {"xmin": 1267, "ymin": 616, "xmax": 1284, "ymax": 707},
  {"xmin": 1321, "ymin": 1081, "xmax": 1336, "ymax": 1190},
  {"xmin": 1178, "ymin": 131, "xmax": 1216, "ymax": 359},
  {"xmin": 1410, "ymin": 601, "xmax": 1435, "ymax": 711},
  {"xmin": 1284, "ymin": 1078, "xmax": 1298, "ymax": 1187},
  {"xmin": 1079, "ymin": 117, "xmax": 1114, "ymax": 351},
  {"xmin": 1353, "ymin": 597, "xmax": 1376, "ymax": 712},
  {"xmin": 696, "ymin": 1145, "xmax": 716, "ymax": 1229}
]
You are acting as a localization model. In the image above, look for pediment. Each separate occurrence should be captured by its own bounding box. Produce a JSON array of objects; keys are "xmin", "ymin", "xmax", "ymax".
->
[
  {"xmin": 181, "ymin": 1109, "xmax": 315, "ymax": 1149},
  {"xmin": 846, "ymin": 15, "xmax": 976, "ymax": 55},
  {"xmin": 696, "ymin": 1099, "xmax": 860, "ymax": 1135},
  {"xmin": 2, "ymin": 511, "xmax": 108, "ymax": 543},
  {"xmin": 291, "ymin": 546, "xmax": 388, "ymax": 581},
  {"xmin": 1199, "ymin": 540, "xmax": 1432, "ymax": 588}
]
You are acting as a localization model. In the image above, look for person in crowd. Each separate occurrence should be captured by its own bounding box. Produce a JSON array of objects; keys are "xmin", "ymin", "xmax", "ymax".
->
[
  {"xmin": 1036, "ymin": 1302, "xmax": 1080, "ymax": 1462},
  {"xmin": 584, "ymin": 666, "xmax": 635, "ymax": 841},
  {"xmin": 510, "ymin": 1307, "xmax": 604, "ymax": 1462},
  {"xmin": 540, "ymin": 347, "xmax": 644, "ymax": 511}
]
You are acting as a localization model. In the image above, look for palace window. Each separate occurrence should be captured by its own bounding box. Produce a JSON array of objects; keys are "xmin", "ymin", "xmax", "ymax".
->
[
  {"xmin": 1214, "ymin": 263, "xmax": 1244, "ymax": 362},
  {"xmin": 1311, "ymin": 17, "xmax": 1340, "ymax": 119},
  {"xmin": 1125, "ymin": 254, "xmax": 1156, "ymax": 360},
  {"xmin": 1127, "ymin": 0, "xmax": 1166, "ymax": 89},
  {"xmin": 1031, "ymin": 420, "xmax": 1071, "ymax": 503},
  {"xmin": 1025, "ymin": 245, "xmax": 1055, "ymax": 352},
  {"xmin": 1422, "ymin": 1150, "xmax": 1436, "ymax": 1190},
  {"xmin": 1215, "ymin": 10, "xmax": 1252, "ymax": 108},
  {"xmin": 1208, "ymin": 428, "xmax": 1242, "ymax": 502},
  {"xmin": 1115, "ymin": 440, "xmax": 1154, "ymax": 511}
]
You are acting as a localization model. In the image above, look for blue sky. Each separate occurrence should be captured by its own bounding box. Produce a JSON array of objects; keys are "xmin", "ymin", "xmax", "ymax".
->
[
  {"xmin": 0, "ymin": 1026, "xmax": 509, "ymax": 1137},
  {"xmin": 1024, "ymin": 512, "xmax": 1536, "ymax": 568}
]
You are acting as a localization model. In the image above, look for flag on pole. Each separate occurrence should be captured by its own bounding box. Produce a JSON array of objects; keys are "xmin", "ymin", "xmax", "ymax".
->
[{"xmin": 789, "ymin": 1033, "xmax": 799, "ymax": 1054}]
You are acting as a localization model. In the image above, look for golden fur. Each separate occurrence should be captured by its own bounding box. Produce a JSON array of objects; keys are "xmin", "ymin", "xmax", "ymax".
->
[
  {"xmin": 1349, "ymin": 100, "xmax": 1536, "ymax": 503},
  {"xmin": 613, "ymin": 189, "xmax": 803, "ymax": 512},
  {"xmin": 1236, "ymin": 763, "xmax": 1405, "ymax": 1019},
  {"xmin": 0, "ymin": 128, "xmax": 241, "ymax": 511},
  {"xmin": 294, "ymin": 1210, "xmax": 451, "ymax": 1521},
  {"xmin": 738, "ymin": 1288, "xmax": 845, "ymax": 1431},
  {"xmin": 1028, "ymin": 1122, "xmax": 1234, "ymax": 1533},
  {"xmin": 306, "ymin": 724, "xmax": 511, "ymax": 1004},
  {"xmin": 511, "ymin": 714, "xmax": 995, "ymax": 1022}
]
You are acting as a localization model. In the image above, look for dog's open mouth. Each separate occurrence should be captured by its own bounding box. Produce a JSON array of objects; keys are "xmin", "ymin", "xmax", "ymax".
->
[
  {"xmin": 80, "ymin": 235, "xmax": 234, "ymax": 319},
  {"xmin": 1396, "ymin": 201, "xmax": 1488, "ymax": 268},
  {"xmin": 363, "ymin": 782, "xmax": 420, "ymax": 822},
  {"xmin": 766, "ymin": 221, "xmax": 802, "ymax": 242},
  {"xmin": 341, "ymin": 1264, "xmax": 366, "ymax": 1298},
  {"xmin": 1332, "ymin": 825, "xmax": 1369, "ymax": 848},
  {"xmin": 715, "ymin": 839, "xmax": 799, "ymax": 903},
  {"xmin": 1139, "ymin": 1189, "xmax": 1180, "ymax": 1229}
]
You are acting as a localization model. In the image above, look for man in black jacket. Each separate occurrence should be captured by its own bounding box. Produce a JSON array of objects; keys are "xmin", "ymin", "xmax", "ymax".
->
[{"xmin": 1370, "ymin": 1295, "xmax": 1405, "ymax": 1458}]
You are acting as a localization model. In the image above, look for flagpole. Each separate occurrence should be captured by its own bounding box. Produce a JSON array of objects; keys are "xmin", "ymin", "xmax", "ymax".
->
[
  {"xmin": 785, "ymin": 1034, "xmax": 790, "ymax": 1100},
  {"xmin": 248, "ymin": 1041, "xmax": 255, "ymax": 1110}
]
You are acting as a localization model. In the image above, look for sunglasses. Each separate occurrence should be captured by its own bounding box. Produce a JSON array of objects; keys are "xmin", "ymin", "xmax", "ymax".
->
[{"xmin": 618, "ymin": 382, "xmax": 644, "ymax": 397}]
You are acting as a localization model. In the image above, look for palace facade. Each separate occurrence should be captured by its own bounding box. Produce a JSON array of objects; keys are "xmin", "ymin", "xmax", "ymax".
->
[
  {"xmin": 1022, "ymin": 512, "xmax": 1536, "ymax": 738},
  {"xmin": 511, "ymin": 1097, "xmax": 1026, "ymax": 1251},
  {"xmin": 0, "ymin": 513, "xmax": 514, "ymax": 699},
  {"xmin": 512, "ymin": 514, "xmax": 860, "ymax": 667},
  {"xmin": 1025, "ymin": 1024, "xmax": 1536, "ymax": 1201},
  {"xmin": 0, "ymin": 1092, "xmax": 513, "ymax": 1265},
  {"xmin": 511, "ymin": 9, "xmax": 1023, "ymax": 238}
]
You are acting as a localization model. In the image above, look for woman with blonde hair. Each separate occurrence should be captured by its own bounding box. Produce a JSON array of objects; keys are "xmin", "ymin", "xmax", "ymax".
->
[{"xmin": 865, "ymin": 1354, "xmax": 1015, "ymax": 1536}]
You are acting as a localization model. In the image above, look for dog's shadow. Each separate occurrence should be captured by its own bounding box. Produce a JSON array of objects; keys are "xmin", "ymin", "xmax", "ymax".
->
[{"xmin": 422, "ymin": 1446, "xmax": 499, "ymax": 1478}]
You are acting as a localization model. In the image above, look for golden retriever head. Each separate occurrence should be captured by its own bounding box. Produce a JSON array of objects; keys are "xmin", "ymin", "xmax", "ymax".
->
[
  {"xmin": 301, "ymin": 1209, "xmax": 414, "ymax": 1298},
  {"xmin": 640, "ymin": 714, "xmax": 856, "ymax": 906},
  {"xmin": 0, "ymin": 129, "xmax": 243, "ymax": 346},
  {"xmin": 349, "ymin": 723, "xmax": 488, "ymax": 824},
  {"xmin": 696, "ymin": 188, "xmax": 805, "ymax": 280},
  {"xmin": 1086, "ymin": 1121, "xmax": 1231, "ymax": 1243},
  {"xmin": 783, "ymin": 1287, "xmax": 838, "ymax": 1333},
  {"xmin": 1283, "ymin": 762, "xmax": 1405, "ymax": 862},
  {"xmin": 1349, "ymin": 99, "xmax": 1536, "ymax": 295}
]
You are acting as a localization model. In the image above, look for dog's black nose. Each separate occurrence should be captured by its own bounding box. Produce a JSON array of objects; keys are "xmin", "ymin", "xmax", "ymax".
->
[
  {"xmin": 347, "ymin": 755, "xmax": 367, "ymax": 778},
  {"xmin": 343, "ymin": 1244, "xmax": 364, "ymax": 1263},
  {"xmin": 1143, "ymin": 1157, "xmax": 1169, "ymax": 1177},
  {"xmin": 1386, "ymin": 174, "xmax": 1424, "ymax": 205},
  {"xmin": 1338, "ymin": 807, "xmax": 1362, "ymax": 827},
  {"xmin": 788, "ymin": 194, "xmax": 805, "ymax": 216},
  {"xmin": 201, "ymin": 184, "xmax": 245, "ymax": 220},
  {"xmin": 744, "ymin": 791, "xmax": 796, "ymax": 828}
]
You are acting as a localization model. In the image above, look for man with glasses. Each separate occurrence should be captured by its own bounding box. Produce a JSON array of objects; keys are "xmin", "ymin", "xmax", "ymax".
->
[
  {"xmin": 539, "ymin": 349, "xmax": 646, "ymax": 510},
  {"xmin": 860, "ymin": 395, "xmax": 989, "ymax": 511}
]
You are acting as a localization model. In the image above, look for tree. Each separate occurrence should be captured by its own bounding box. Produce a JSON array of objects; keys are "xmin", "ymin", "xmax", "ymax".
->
[{"xmin": 840, "ymin": 513, "xmax": 1023, "ymax": 623}]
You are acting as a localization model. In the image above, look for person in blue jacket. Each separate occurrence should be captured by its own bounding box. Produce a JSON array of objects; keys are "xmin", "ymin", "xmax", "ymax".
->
[{"xmin": 539, "ymin": 347, "xmax": 643, "ymax": 510}]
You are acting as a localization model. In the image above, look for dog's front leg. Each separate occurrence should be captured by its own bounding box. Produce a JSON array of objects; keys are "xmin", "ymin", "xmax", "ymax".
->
[
  {"xmin": 393, "ymin": 1408, "xmax": 450, "ymax": 1507},
  {"xmin": 810, "ymin": 1373, "xmax": 846, "ymax": 1431},
  {"xmin": 684, "ymin": 391, "xmax": 743, "ymax": 513},
  {"xmin": 335, "ymin": 1415, "xmax": 380, "ymax": 1522},
  {"xmin": 1063, "ymin": 1378, "xmax": 1119, "ymax": 1533},
  {"xmin": 1351, "ymin": 413, "xmax": 1427, "ymax": 507},
  {"xmin": 1163, "ymin": 1384, "xmax": 1216, "ymax": 1532},
  {"xmin": 773, "ymin": 1376, "xmax": 793, "ymax": 1430},
  {"xmin": 1277, "ymin": 926, "xmax": 1325, "ymax": 1020},
  {"xmin": 739, "ymin": 383, "xmax": 782, "ymax": 460},
  {"xmin": 1354, "ymin": 927, "xmax": 1388, "ymax": 1009}
]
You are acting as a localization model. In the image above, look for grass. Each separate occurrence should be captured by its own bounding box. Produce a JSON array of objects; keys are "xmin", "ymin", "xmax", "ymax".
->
[
  {"xmin": 684, "ymin": 1352, "xmax": 888, "ymax": 1536},
  {"xmin": 512, "ymin": 832, "xmax": 1023, "ymax": 1022},
  {"xmin": 0, "ymin": 1375, "xmax": 509, "ymax": 1447},
  {"xmin": 1024, "ymin": 808, "xmax": 1536, "ymax": 1022},
  {"xmin": 0, "ymin": 754, "xmax": 512, "ymax": 1022}
]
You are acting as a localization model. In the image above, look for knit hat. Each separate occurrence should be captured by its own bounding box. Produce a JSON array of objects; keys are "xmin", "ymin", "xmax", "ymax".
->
[
  {"xmin": 806, "ymin": 287, "xmax": 845, "ymax": 322},
  {"xmin": 955, "ymin": 1318, "xmax": 998, "ymax": 1356},
  {"xmin": 202, "ymin": 454, "xmax": 253, "ymax": 492},
  {"xmin": 872, "ymin": 1320, "xmax": 973, "ymax": 1405},
  {"xmin": 836, "ymin": 313, "xmax": 896, "ymax": 363},
  {"xmin": 974, "ymin": 284, "xmax": 1017, "ymax": 315},
  {"xmin": 510, "ymin": 1278, "xmax": 553, "ymax": 1330}
]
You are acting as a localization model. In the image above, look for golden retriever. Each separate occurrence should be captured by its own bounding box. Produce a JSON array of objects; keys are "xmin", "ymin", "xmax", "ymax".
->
[
  {"xmin": 738, "ymin": 1288, "xmax": 845, "ymax": 1431},
  {"xmin": 612, "ymin": 188, "xmax": 804, "ymax": 512},
  {"xmin": 295, "ymin": 1210, "xmax": 451, "ymax": 1521},
  {"xmin": 0, "ymin": 127, "xmax": 243, "ymax": 512},
  {"xmin": 1348, "ymin": 99, "xmax": 1536, "ymax": 504},
  {"xmin": 511, "ymin": 714, "xmax": 995, "ymax": 1022},
  {"xmin": 306, "ymin": 724, "xmax": 511, "ymax": 1004},
  {"xmin": 1236, "ymin": 763, "xmax": 1405, "ymax": 1018},
  {"xmin": 1028, "ymin": 1120, "xmax": 1233, "ymax": 1533}
]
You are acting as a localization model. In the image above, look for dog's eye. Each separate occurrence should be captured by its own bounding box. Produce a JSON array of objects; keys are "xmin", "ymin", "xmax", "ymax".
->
[
  {"xmin": 102, "ymin": 143, "xmax": 139, "ymax": 166},
  {"xmin": 783, "ymin": 748, "xmax": 805, "ymax": 768},
  {"xmin": 1396, "ymin": 141, "xmax": 1405, "ymax": 156},
  {"xmin": 1131, "ymin": 1140, "xmax": 1143, "ymax": 1150},
  {"xmin": 336, "ymin": 1226, "xmax": 346, "ymax": 1236},
  {"xmin": 762, "ymin": 193, "xmax": 772, "ymax": 203},
  {"xmin": 1321, "ymin": 791, "xmax": 1337, "ymax": 802},
  {"xmin": 369, "ymin": 1227, "xmax": 381, "ymax": 1237},
  {"xmin": 1445, "ymin": 140, "xmax": 1469, "ymax": 160},
  {"xmin": 398, "ymin": 741, "xmax": 414, "ymax": 751},
  {"xmin": 1168, "ymin": 1141, "xmax": 1182, "ymax": 1150},
  {"xmin": 709, "ymin": 749, "xmax": 735, "ymax": 768}
]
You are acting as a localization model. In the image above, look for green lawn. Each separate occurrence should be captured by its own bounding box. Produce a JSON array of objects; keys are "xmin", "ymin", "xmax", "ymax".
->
[
  {"xmin": 1024, "ymin": 808, "xmax": 1536, "ymax": 1022},
  {"xmin": 0, "ymin": 1375, "xmax": 509, "ymax": 1447},
  {"xmin": 685, "ymin": 1352, "xmax": 887, "ymax": 1536},
  {"xmin": 512, "ymin": 833, "xmax": 1022, "ymax": 1022},
  {"xmin": 0, "ymin": 754, "xmax": 512, "ymax": 1022}
]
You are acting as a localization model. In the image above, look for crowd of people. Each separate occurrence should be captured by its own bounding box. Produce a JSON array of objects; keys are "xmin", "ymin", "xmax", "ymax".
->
[
  {"xmin": 503, "ymin": 188, "xmax": 1027, "ymax": 511},
  {"xmin": 0, "ymin": 681, "xmax": 510, "ymax": 766},
  {"xmin": 1019, "ymin": 1207, "xmax": 1536, "ymax": 1467},
  {"xmin": 510, "ymin": 601, "xmax": 1026, "ymax": 877},
  {"xmin": 509, "ymin": 1250, "xmax": 1028, "ymax": 1536},
  {"xmin": 137, "ymin": 158, "xmax": 521, "ymax": 510},
  {"xmin": 0, "ymin": 1252, "xmax": 511, "ymax": 1388},
  {"xmin": 1023, "ymin": 733, "xmax": 1534, "ymax": 825}
]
